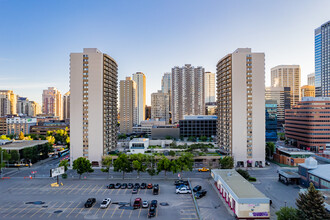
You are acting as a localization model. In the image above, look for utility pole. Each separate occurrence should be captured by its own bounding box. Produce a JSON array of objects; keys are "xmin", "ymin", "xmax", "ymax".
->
[{"xmin": 1, "ymin": 150, "xmax": 3, "ymax": 178}]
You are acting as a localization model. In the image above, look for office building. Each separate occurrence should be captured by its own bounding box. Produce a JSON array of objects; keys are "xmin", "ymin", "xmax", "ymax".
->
[
  {"xmin": 171, "ymin": 64, "xmax": 205, "ymax": 123},
  {"xmin": 70, "ymin": 48, "xmax": 118, "ymax": 165},
  {"xmin": 308, "ymin": 73, "xmax": 315, "ymax": 86},
  {"xmin": 6, "ymin": 116, "xmax": 37, "ymax": 135},
  {"xmin": 132, "ymin": 72, "xmax": 146, "ymax": 125},
  {"xmin": 120, "ymin": 77, "xmax": 137, "ymax": 134},
  {"xmin": 299, "ymin": 157, "xmax": 330, "ymax": 189},
  {"xmin": 301, "ymin": 85, "xmax": 315, "ymax": 98},
  {"xmin": 63, "ymin": 91, "xmax": 70, "ymax": 120},
  {"xmin": 205, "ymin": 102, "xmax": 217, "ymax": 115},
  {"xmin": 205, "ymin": 72, "xmax": 216, "ymax": 103},
  {"xmin": 0, "ymin": 90, "xmax": 17, "ymax": 116},
  {"xmin": 217, "ymin": 48, "xmax": 265, "ymax": 167},
  {"xmin": 179, "ymin": 115, "xmax": 217, "ymax": 138},
  {"xmin": 274, "ymin": 147, "xmax": 314, "ymax": 166},
  {"xmin": 265, "ymin": 100, "xmax": 277, "ymax": 142},
  {"xmin": 315, "ymin": 21, "xmax": 330, "ymax": 97},
  {"xmin": 265, "ymin": 87, "xmax": 291, "ymax": 129},
  {"xmin": 161, "ymin": 72, "xmax": 171, "ymax": 94},
  {"xmin": 271, "ymin": 65, "xmax": 301, "ymax": 106},
  {"xmin": 151, "ymin": 90, "xmax": 170, "ymax": 123},
  {"xmin": 285, "ymin": 97, "xmax": 330, "ymax": 153},
  {"xmin": 42, "ymin": 87, "xmax": 62, "ymax": 119},
  {"xmin": 16, "ymin": 97, "xmax": 41, "ymax": 117},
  {"xmin": 145, "ymin": 105, "xmax": 151, "ymax": 120}
]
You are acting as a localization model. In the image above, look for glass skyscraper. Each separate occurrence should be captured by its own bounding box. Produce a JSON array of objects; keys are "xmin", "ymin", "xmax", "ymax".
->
[{"xmin": 315, "ymin": 21, "xmax": 330, "ymax": 97}]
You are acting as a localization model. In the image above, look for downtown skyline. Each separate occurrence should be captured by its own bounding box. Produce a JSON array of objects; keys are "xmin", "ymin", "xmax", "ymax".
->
[{"xmin": 1, "ymin": 0, "xmax": 330, "ymax": 105}]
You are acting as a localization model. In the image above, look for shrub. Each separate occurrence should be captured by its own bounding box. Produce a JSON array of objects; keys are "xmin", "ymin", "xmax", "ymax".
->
[
  {"xmin": 237, "ymin": 169, "xmax": 250, "ymax": 180},
  {"xmin": 62, "ymin": 173, "xmax": 68, "ymax": 179},
  {"xmin": 248, "ymin": 177, "xmax": 257, "ymax": 182}
]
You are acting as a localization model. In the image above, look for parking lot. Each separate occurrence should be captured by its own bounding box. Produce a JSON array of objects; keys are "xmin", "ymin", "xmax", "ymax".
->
[{"xmin": 0, "ymin": 179, "xmax": 198, "ymax": 220}]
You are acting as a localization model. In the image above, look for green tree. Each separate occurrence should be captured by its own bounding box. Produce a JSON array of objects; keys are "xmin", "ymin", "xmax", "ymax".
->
[
  {"xmin": 171, "ymin": 153, "xmax": 194, "ymax": 176},
  {"xmin": 101, "ymin": 156, "xmax": 112, "ymax": 179},
  {"xmin": 165, "ymin": 135, "xmax": 172, "ymax": 140},
  {"xmin": 236, "ymin": 169, "xmax": 250, "ymax": 180},
  {"xmin": 169, "ymin": 150, "xmax": 176, "ymax": 157},
  {"xmin": 200, "ymin": 136, "xmax": 207, "ymax": 142},
  {"xmin": 59, "ymin": 159, "xmax": 69, "ymax": 172},
  {"xmin": 0, "ymin": 147, "xmax": 11, "ymax": 169},
  {"xmin": 157, "ymin": 156, "xmax": 172, "ymax": 177},
  {"xmin": 130, "ymin": 153, "xmax": 147, "ymax": 178},
  {"xmin": 275, "ymin": 207, "xmax": 298, "ymax": 220},
  {"xmin": 72, "ymin": 157, "xmax": 94, "ymax": 179},
  {"xmin": 296, "ymin": 183, "xmax": 330, "ymax": 220},
  {"xmin": 0, "ymin": 135, "xmax": 10, "ymax": 140},
  {"xmin": 113, "ymin": 153, "xmax": 132, "ymax": 179},
  {"xmin": 188, "ymin": 136, "xmax": 196, "ymax": 142},
  {"xmin": 266, "ymin": 142, "xmax": 275, "ymax": 158},
  {"xmin": 9, "ymin": 150, "xmax": 19, "ymax": 163},
  {"xmin": 147, "ymin": 168, "xmax": 156, "ymax": 179},
  {"xmin": 219, "ymin": 156, "xmax": 234, "ymax": 169}
]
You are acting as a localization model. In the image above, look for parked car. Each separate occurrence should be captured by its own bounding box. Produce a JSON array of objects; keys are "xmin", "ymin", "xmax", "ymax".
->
[
  {"xmin": 153, "ymin": 184, "xmax": 159, "ymax": 188},
  {"xmin": 84, "ymin": 198, "xmax": 96, "ymax": 208},
  {"xmin": 193, "ymin": 185, "xmax": 202, "ymax": 192},
  {"xmin": 107, "ymin": 184, "xmax": 115, "ymax": 189},
  {"xmin": 134, "ymin": 183, "xmax": 140, "ymax": 189},
  {"xmin": 142, "ymin": 200, "xmax": 149, "ymax": 208},
  {"xmin": 100, "ymin": 198, "xmax": 111, "ymax": 208},
  {"xmin": 150, "ymin": 200, "xmax": 157, "ymax": 207},
  {"xmin": 195, "ymin": 190, "xmax": 207, "ymax": 199},
  {"xmin": 132, "ymin": 187, "xmax": 138, "ymax": 194},
  {"xmin": 153, "ymin": 186, "xmax": 159, "ymax": 195},
  {"xmin": 133, "ymin": 198, "xmax": 142, "ymax": 209},
  {"xmin": 121, "ymin": 183, "xmax": 127, "ymax": 189},
  {"xmin": 141, "ymin": 183, "xmax": 147, "ymax": 189},
  {"xmin": 174, "ymin": 180, "xmax": 188, "ymax": 186},
  {"xmin": 128, "ymin": 183, "xmax": 134, "ymax": 189},
  {"xmin": 148, "ymin": 206, "xmax": 156, "ymax": 218},
  {"xmin": 176, "ymin": 187, "xmax": 192, "ymax": 194},
  {"xmin": 147, "ymin": 183, "xmax": 153, "ymax": 189},
  {"xmin": 115, "ymin": 183, "xmax": 121, "ymax": 189},
  {"xmin": 198, "ymin": 167, "xmax": 209, "ymax": 172},
  {"xmin": 176, "ymin": 184, "xmax": 190, "ymax": 189}
]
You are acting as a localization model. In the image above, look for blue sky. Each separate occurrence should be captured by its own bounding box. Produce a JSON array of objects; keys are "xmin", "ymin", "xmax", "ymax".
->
[{"xmin": 0, "ymin": 0, "xmax": 329, "ymax": 105}]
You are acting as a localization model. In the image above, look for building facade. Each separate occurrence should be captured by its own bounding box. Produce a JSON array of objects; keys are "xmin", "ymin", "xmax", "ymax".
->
[
  {"xmin": 301, "ymin": 85, "xmax": 315, "ymax": 98},
  {"xmin": 120, "ymin": 77, "xmax": 137, "ymax": 134},
  {"xmin": 70, "ymin": 48, "xmax": 118, "ymax": 165},
  {"xmin": 265, "ymin": 87, "xmax": 291, "ymax": 129},
  {"xmin": 217, "ymin": 48, "xmax": 265, "ymax": 167},
  {"xmin": 315, "ymin": 21, "xmax": 330, "ymax": 97},
  {"xmin": 271, "ymin": 65, "xmax": 301, "ymax": 106},
  {"xmin": 6, "ymin": 116, "xmax": 37, "ymax": 135},
  {"xmin": 161, "ymin": 72, "xmax": 171, "ymax": 94},
  {"xmin": 308, "ymin": 73, "xmax": 315, "ymax": 86},
  {"xmin": 16, "ymin": 97, "xmax": 41, "ymax": 117},
  {"xmin": 0, "ymin": 117, "xmax": 7, "ymax": 135},
  {"xmin": 0, "ymin": 90, "xmax": 17, "ymax": 116},
  {"xmin": 42, "ymin": 87, "xmax": 62, "ymax": 119},
  {"xmin": 30, "ymin": 120, "xmax": 69, "ymax": 136},
  {"xmin": 265, "ymin": 100, "xmax": 277, "ymax": 142},
  {"xmin": 171, "ymin": 64, "xmax": 205, "ymax": 123},
  {"xmin": 151, "ymin": 90, "xmax": 170, "ymax": 123},
  {"xmin": 63, "ymin": 91, "xmax": 70, "ymax": 120},
  {"xmin": 179, "ymin": 115, "xmax": 216, "ymax": 138},
  {"xmin": 205, "ymin": 102, "xmax": 217, "ymax": 115},
  {"xmin": 285, "ymin": 97, "xmax": 330, "ymax": 153},
  {"xmin": 205, "ymin": 72, "xmax": 215, "ymax": 103},
  {"xmin": 132, "ymin": 72, "xmax": 146, "ymax": 125}
]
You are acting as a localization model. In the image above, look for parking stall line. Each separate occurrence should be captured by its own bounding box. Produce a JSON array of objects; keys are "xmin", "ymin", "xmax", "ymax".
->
[
  {"xmin": 144, "ymin": 189, "xmax": 147, "ymax": 194},
  {"xmin": 1, "ymin": 202, "xmax": 20, "ymax": 217},
  {"xmin": 75, "ymin": 206, "xmax": 85, "ymax": 218},
  {"xmin": 69, "ymin": 183, "xmax": 84, "ymax": 195},
  {"xmin": 93, "ymin": 207, "xmax": 101, "ymax": 216},
  {"xmin": 48, "ymin": 201, "xmax": 67, "ymax": 218},
  {"xmin": 95, "ymin": 185, "xmax": 104, "ymax": 194},
  {"xmin": 60, "ymin": 184, "xmax": 74, "ymax": 194},
  {"xmin": 81, "ymin": 184, "xmax": 93, "ymax": 195},
  {"xmin": 102, "ymin": 206, "xmax": 111, "ymax": 218},
  {"xmin": 102, "ymin": 188, "xmax": 109, "ymax": 195},
  {"xmin": 30, "ymin": 202, "xmax": 53, "ymax": 218},
  {"xmin": 11, "ymin": 204, "xmax": 32, "ymax": 218},
  {"xmin": 40, "ymin": 201, "xmax": 59, "ymax": 218},
  {"xmin": 138, "ymin": 208, "xmax": 142, "ymax": 218},
  {"xmin": 116, "ymin": 189, "xmax": 121, "ymax": 195},
  {"xmin": 89, "ymin": 185, "xmax": 99, "ymax": 194},
  {"xmin": 129, "ymin": 210, "xmax": 133, "ymax": 218},
  {"xmin": 57, "ymin": 201, "xmax": 73, "ymax": 217},
  {"xmin": 66, "ymin": 202, "xmax": 82, "ymax": 218},
  {"xmin": 120, "ymin": 209, "xmax": 125, "ymax": 218},
  {"xmin": 3, "ymin": 203, "xmax": 26, "ymax": 218},
  {"xmin": 110, "ymin": 206, "xmax": 118, "ymax": 218}
]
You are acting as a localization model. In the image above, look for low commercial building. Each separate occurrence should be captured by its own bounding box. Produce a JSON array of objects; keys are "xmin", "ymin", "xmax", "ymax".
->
[
  {"xmin": 151, "ymin": 125, "xmax": 180, "ymax": 140},
  {"xmin": 30, "ymin": 120, "xmax": 69, "ymax": 136},
  {"xmin": 6, "ymin": 116, "xmax": 37, "ymax": 135},
  {"xmin": 211, "ymin": 169, "xmax": 270, "ymax": 219},
  {"xmin": 132, "ymin": 120, "xmax": 166, "ymax": 136},
  {"xmin": 179, "ymin": 115, "xmax": 217, "ymax": 138},
  {"xmin": 129, "ymin": 138, "xmax": 149, "ymax": 154},
  {"xmin": 285, "ymin": 97, "xmax": 330, "ymax": 153},
  {"xmin": 273, "ymin": 147, "xmax": 315, "ymax": 166},
  {"xmin": 0, "ymin": 117, "xmax": 7, "ymax": 135},
  {"xmin": 298, "ymin": 157, "xmax": 330, "ymax": 189}
]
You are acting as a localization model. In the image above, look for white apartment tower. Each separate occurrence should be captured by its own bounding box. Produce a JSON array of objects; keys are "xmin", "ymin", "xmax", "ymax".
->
[
  {"xmin": 217, "ymin": 48, "xmax": 265, "ymax": 167},
  {"xmin": 120, "ymin": 77, "xmax": 137, "ymax": 134},
  {"xmin": 308, "ymin": 73, "xmax": 315, "ymax": 86},
  {"xmin": 151, "ymin": 90, "xmax": 170, "ymax": 123},
  {"xmin": 171, "ymin": 64, "xmax": 205, "ymax": 123},
  {"xmin": 42, "ymin": 87, "xmax": 62, "ymax": 119},
  {"xmin": 132, "ymin": 72, "xmax": 146, "ymax": 125},
  {"xmin": 271, "ymin": 65, "xmax": 301, "ymax": 106},
  {"xmin": 70, "ymin": 48, "xmax": 118, "ymax": 165},
  {"xmin": 205, "ymin": 72, "xmax": 216, "ymax": 103}
]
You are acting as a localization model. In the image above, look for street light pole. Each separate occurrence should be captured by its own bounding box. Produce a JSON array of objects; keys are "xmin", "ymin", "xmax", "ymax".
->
[{"xmin": 1, "ymin": 150, "xmax": 3, "ymax": 178}]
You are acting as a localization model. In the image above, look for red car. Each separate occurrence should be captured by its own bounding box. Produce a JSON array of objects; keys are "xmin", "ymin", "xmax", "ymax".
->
[
  {"xmin": 133, "ymin": 198, "xmax": 142, "ymax": 209},
  {"xmin": 147, "ymin": 183, "xmax": 153, "ymax": 189}
]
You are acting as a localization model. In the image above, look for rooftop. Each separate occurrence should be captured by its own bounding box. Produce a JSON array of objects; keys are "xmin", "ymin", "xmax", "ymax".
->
[
  {"xmin": 211, "ymin": 169, "xmax": 269, "ymax": 204},
  {"xmin": 0, "ymin": 140, "xmax": 48, "ymax": 150},
  {"xmin": 308, "ymin": 164, "xmax": 330, "ymax": 182},
  {"xmin": 130, "ymin": 138, "xmax": 149, "ymax": 143},
  {"xmin": 278, "ymin": 148, "xmax": 315, "ymax": 156},
  {"xmin": 182, "ymin": 115, "xmax": 217, "ymax": 120}
]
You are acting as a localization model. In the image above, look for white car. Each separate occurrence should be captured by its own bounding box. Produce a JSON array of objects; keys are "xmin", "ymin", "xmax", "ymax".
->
[
  {"xmin": 100, "ymin": 198, "xmax": 111, "ymax": 209},
  {"xmin": 176, "ymin": 187, "xmax": 192, "ymax": 194},
  {"xmin": 142, "ymin": 200, "xmax": 149, "ymax": 208}
]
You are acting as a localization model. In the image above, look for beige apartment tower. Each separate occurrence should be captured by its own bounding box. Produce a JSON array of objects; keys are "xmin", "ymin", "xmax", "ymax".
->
[
  {"xmin": 171, "ymin": 64, "xmax": 205, "ymax": 123},
  {"xmin": 0, "ymin": 90, "xmax": 17, "ymax": 116},
  {"xmin": 307, "ymin": 73, "xmax": 315, "ymax": 86},
  {"xmin": 70, "ymin": 48, "xmax": 118, "ymax": 165},
  {"xmin": 205, "ymin": 72, "xmax": 216, "ymax": 103},
  {"xmin": 132, "ymin": 72, "xmax": 146, "ymax": 125},
  {"xmin": 301, "ymin": 85, "xmax": 315, "ymax": 98},
  {"xmin": 151, "ymin": 90, "xmax": 170, "ymax": 123},
  {"xmin": 271, "ymin": 65, "xmax": 301, "ymax": 106},
  {"xmin": 217, "ymin": 48, "xmax": 265, "ymax": 167},
  {"xmin": 63, "ymin": 91, "xmax": 70, "ymax": 120},
  {"xmin": 42, "ymin": 87, "xmax": 62, "ymax": 119},
  {"xmin": 120, "ymin": 77, "xmax": 137, "ymax": 134}
]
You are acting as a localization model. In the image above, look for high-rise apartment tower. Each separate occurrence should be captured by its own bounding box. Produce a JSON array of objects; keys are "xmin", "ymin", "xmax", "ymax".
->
[{"xmin": 132, "ymin": 72, "xmax": 146, "ymax": 125}]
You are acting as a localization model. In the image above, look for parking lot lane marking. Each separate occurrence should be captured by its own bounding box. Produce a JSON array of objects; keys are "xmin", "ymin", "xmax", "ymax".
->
[
  {"xmin": 48, "ymin": 201, "xmax": 66, "ymax": 218},
  {"xmin": 1, "ymin": 202, "xmax": 18, "ymax": 213},
  {"xmin": 156, "ymin": 208, "xmax": 158, "ymax": 217},
  {"xmin": 89, "ymin": 185, "xmax": 99, "ymax": 194},
  {"xmin": 60, "ymin": 184, "xmax": 74, "ymax": 194},
  {"xmin": 2, "ymin": 203, "xmax": 25, "ymax": 218},
  {"xmin": 180, "ymin": 218, "xmax": 198, "ymax": 220},
  {"xmin": 110, "ymin": 206, "xmax": 118, "ymax": 218},
  {"xmin": 12, "ymin": 204, "xmax": 32, "ymax": 217},
  {"xmin": 144, "ymin": 189, "xmax": 147, "ymax": 194},
  {"xmin": 138, "ymin": 208, "xmax": 142, "ymax": 218},
  {"xmin": 94, "ymin": 207, "xmax": 101, "ymax": 216},
  {"xmin": 81, "ymin": 184, "xmax": 93, "ymax": 195},
  {"xmin": 120, "ymin": 209, "xmax": 125, "ymax": 218},
  {"xmin": 75, "ymin": 207, "xmax": 85, "ymax": 218},
  {"xmin": 96, "ymin": 185, "xmax": 104, "ymax": 194},
  {"xmin": 69, "ymin": 183, "xmax": 83, "ymax": 195},
  {"xmin": 66, "ymin": 202, "xmax": 81, "ymax": 218},
  {"xmin": 40, "ymin": 202, "xmax": 58, "ymax": 217},
  {"xmin": 102, "ymin": 188, "xmax": 108, "ymax": 195},
  {"xmin": 57, "ymin": 201, "xmax": 73, "ymax": 216},
  {"xmin": 109, "ymin": 189, "xmax": 114, "ymax": 195},
  {"xmin": 102, "ymin": 206, "xmax": 110, "ymax": 218},
  {"xmin": 129, "ymin": 210, "xmax": 133, "ymax": 218},
  {"xmin": 30, "ymin": 206, "xmax": 44, "ymax": 218}
]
